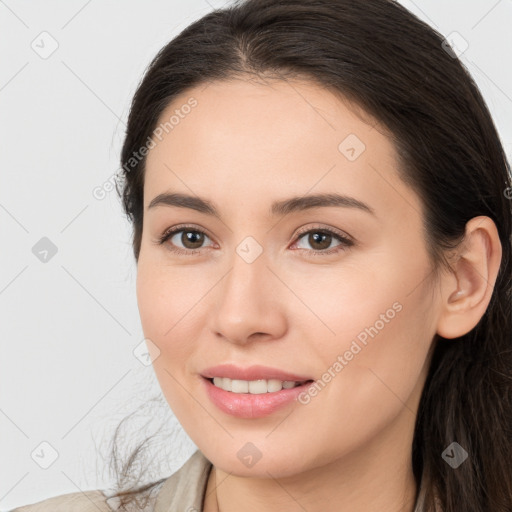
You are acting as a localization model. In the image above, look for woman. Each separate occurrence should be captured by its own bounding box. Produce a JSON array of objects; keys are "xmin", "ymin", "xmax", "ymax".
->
[{"xmin": 14, "ymin": 0, "xmax": 512, "ymax": 510}]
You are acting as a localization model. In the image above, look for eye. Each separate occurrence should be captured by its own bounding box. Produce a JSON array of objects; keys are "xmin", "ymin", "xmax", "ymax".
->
[
  {"xmin": 156, "ymin": 224, "xmax": 215, "ymax": 256},
  {"xmin": 291, "ymin": 226, "xmax": 354, "ymax": 256},
  {"xmin": 155, "ymin": 224, "xmax": 354, "ymax": 257}
]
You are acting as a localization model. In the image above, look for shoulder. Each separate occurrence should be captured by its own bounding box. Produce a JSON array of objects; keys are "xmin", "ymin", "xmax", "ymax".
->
[
  {"xmin": 10, "ymin": 451, "xmax": 212, "ymax": 512},
  {"xmin": 11, "ymin": 489, "xmax": 113, "ymax": 512}
]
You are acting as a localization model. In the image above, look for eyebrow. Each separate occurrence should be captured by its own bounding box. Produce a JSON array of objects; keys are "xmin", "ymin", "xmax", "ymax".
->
[{"xmin": 147, "ymin": 192, "xmax": 376, "ymax": 218}]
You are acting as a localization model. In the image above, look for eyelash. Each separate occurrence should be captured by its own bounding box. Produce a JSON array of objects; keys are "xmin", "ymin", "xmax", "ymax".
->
[{"xmin": 155, "ymin": 224, "xmax": 354, "ymax": 257}]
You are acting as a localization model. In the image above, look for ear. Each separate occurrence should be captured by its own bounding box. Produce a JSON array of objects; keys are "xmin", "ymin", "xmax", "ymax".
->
[{"xmin": 436, "ymin": 216, "xmax": 502, "ymax": 339}]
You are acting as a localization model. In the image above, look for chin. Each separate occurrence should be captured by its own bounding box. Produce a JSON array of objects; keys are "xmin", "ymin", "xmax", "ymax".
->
[{"xmin": 197, "ymin": 439, "xmax": 323, "ymax": 479}]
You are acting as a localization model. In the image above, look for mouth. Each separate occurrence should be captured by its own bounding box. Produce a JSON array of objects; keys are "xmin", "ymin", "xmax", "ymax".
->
[
  {"xmin": 201, "ymin": 363, "xmax": 313, "ymax": 384},
  {"xmin": 199, "ymin": 364, "xmax": 315, "ymax": 418},
  {"xmin": 205, "ymin": 376, "xmax": 312, "ymax": 394}
]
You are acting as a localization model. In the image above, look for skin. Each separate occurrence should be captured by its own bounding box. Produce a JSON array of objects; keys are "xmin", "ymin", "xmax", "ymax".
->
[{"xmin": 136, "ymin": 77, "xmax": 502, "ymax": 512}]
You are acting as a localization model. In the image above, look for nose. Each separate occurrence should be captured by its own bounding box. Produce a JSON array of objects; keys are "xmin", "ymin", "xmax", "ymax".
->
[{"xmin": 208, "ymin": 248, "xmax": 288, "ymax": 346}]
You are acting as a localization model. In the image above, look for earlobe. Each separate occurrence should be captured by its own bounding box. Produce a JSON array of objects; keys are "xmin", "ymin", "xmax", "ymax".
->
[{"xmin": 436, "ymin": 216, "xmax": 502, "ymax": 340}]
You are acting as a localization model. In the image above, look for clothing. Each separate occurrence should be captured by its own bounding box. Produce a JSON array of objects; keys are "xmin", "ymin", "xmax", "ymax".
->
[{"xmin": 10, "ymin": 450, "xmax": 213, "ymax": 512}]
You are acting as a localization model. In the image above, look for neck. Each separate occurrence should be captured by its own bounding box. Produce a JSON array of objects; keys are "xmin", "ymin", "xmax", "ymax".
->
[{"xmin": 204, "ymin": 405, "xmax": 419, "ymax": 512}]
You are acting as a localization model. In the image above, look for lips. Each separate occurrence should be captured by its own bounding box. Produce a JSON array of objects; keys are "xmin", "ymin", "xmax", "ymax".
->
[
  {"xmin": 200, "ymin": 363, "xmax": 312, "ymax": 382},
  {"xmin": 199, "ymin": 364, "xmax": 315, "ymax": 418}
]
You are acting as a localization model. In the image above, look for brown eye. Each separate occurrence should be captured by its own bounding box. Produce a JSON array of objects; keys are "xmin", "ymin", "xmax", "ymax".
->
[
  {"xmin": 158, "ymin": 225, "xmax": 213, "ymax": 255},
  {"xmin": 305, "ymin": 232, "xmax": 333, "ymax": 251},
  {"xmin": 178, "ymin": 230, "xmax": 205, "ymax": 249},
  {"xmin": 293, "ymin": 227, "xmax": 354, "ymax": 256},
  {"xmin": 157, "ymin": 225, "xmax": 353, "ymax": 257}
]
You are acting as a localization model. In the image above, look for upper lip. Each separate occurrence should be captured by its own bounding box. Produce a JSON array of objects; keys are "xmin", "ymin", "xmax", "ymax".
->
[{"xmin": 201, "ymin": 364, "xmax": 313, "ymax": 382}]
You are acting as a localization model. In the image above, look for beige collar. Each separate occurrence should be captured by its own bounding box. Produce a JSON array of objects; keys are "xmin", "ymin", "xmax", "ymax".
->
[{"xmin": 154, "ymin": 450, "xmax": 213, "ymax": 512}]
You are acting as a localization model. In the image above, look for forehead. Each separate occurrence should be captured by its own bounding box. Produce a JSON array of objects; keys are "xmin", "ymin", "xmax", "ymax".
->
[
  {"xmin": 143, "ymin": 78, "xmax": 422, "ymax": 223},
  {"xmin": 148, "ymin": 77, "xmax": 383, "ymax": 161}
]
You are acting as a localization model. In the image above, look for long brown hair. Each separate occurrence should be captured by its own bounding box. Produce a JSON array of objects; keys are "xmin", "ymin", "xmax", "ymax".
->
[{"xmin": 109, "ymin": 0, "xmax": 512, "ymax": 510}]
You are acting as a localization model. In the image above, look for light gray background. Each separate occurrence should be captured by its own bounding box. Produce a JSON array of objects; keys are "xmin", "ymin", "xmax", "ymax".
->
[{"xmin": 1, "ymin": 0, "xmax": 511, "ymax": 508}]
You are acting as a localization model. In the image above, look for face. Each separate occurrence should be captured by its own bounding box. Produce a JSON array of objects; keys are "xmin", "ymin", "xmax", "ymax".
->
[{"xmin": 137, "ymin": 77, "xmax": 442, "ymax": 478}]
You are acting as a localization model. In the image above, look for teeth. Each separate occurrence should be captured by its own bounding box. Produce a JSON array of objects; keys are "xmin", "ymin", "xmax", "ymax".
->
[
  {"xmin": 232, "ymin": 379, "xmax": 248, "ymax": 393},
  {"xmin": 211, "ymin": 377, "xmax": 303, "ymax": 394}
]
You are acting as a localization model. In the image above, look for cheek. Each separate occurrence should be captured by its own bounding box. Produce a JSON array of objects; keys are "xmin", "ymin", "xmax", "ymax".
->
[
  {"xmin": 136, "ymin": 265, "xmax": 200, "ymax": 416},
  {"xmin": 136, "ymin": 259, "xmax": 222, "ymax": 382},
  {"xmin": 293, "ymin": 297, "xmax": 435, "ymax": 455},
  {"xmin": 300, "ymin": 250, "xmax": 436, "ymax": 410},
  {"xmin": 136, "ymin": 263, "xmax": 193, "ymax": 363}
]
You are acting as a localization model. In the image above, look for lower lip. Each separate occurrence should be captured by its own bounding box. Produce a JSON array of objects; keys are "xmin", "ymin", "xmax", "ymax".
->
[{"xmin": 202, "ymin": 377, "xmax": 313, "ymax": 419}]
